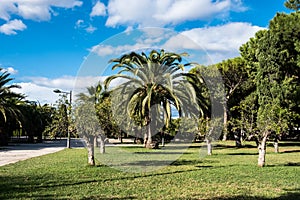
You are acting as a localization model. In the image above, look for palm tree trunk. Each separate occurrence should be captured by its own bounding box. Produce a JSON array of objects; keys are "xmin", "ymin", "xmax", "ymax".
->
[
  {"xmin": 146, "ymin": 122, "xmax": 152, "ymax": 148},
  {"xmin": 258, "ymin": 134, "xmax": 268, "ymax": 167},
  {"xmin": 161, "ymin": 132, "xmax": 165, "ymax": 147}
]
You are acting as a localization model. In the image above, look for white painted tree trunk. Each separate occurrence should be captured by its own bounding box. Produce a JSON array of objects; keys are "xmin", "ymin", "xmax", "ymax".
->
[
  {"xmin": 258, "ymin": 135, "xmax": 267, "ymax": 167},
  {"xmin": 161, "ymin": 136, "xmax": 165, "ymax": 147},
  {"xmin": 206, "ymin": 139, "xmax": 212, "ymax": 155},
  {"xmin": 99, "ymin": 134, "xmax": 105, "ymax": 154},
  {"xmin": 222, "ymin": 103, "xmax": 228, "ymax": 141},
  {"xmin": 87, "ymin": 136, "xmax": 95, "ymax": 166},
  {"xmin": 94, "ymin": 136, "xmax": 98, "ymax": 147},
  {"xmin": 274, "ymin": 139, "xmax": 279, "ymax": 153}
]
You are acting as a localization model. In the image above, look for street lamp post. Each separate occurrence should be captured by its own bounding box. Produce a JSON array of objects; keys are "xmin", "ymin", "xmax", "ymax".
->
[{"xmin": 53, "ymin": 89, "xmax": 72, "ymax": 148}]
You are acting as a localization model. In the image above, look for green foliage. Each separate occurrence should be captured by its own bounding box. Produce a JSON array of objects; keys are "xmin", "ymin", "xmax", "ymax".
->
[
  {"xmin": 105, "ymin": 49, "xmax": 201, "ymax": 146},
  {"xmin": 43, "ymin": 96, "xmax": 69, "ymax": 138},
  {"xmin": 239, "ymin": 11, "xmax": 300, "ymax": 141},
  {"xmin": 284, "ymin": 0, "xmax": 300, "ymax": 10}
]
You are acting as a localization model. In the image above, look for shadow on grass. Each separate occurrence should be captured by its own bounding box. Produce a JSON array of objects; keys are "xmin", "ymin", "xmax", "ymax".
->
[
  {"xmin": 266, "ymin": 162, "xmax": 300, "ymax": 167},
  {"xmin": 81, "ymin": 196, "xmax": 137, "ymax": 200},
  {"xmin": 134, "ymin": 151, "xmax": 190, "ymax": 155},
  {"xmin": 277, "ymin": 142, "xmax": 300, "ymax": 147},
  {"xmin": 0, "ymin": 168, "xmax": 202, "ymax": 196},
  {"xmin": 226, "ymin": 152, "xmax": 257, "ymax": 156},
  {"xmin": 213, "ymin": 144, "xmax": 257, "ymax": 150},
  {"xmin": 282, "ymin": 149, "xmax": 300, "ymax": 153},
  {"xmin": 177, "ymin": 188, "xmax": 300, "ymax": 200}
]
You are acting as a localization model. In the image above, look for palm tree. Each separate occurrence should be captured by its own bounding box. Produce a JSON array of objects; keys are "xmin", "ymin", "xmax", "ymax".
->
[
  {"xmin": 0, "ymin": 69, "xmax": 24, "ymax": 145},
  {"xmin": 105, "ymin": 49, "xmax": 201, "ymax": 148}
]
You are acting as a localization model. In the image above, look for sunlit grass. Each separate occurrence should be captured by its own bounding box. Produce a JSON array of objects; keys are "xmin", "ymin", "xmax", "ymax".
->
[{"xmin": 0, "ymin": 141, "xmax": 299, "ymax": 199}]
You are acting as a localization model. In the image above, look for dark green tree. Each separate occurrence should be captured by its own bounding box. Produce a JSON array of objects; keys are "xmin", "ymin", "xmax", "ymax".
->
[
  {"xmin": 241, "ymin": 12, "xmax": 300, "ymax": 167},
  {"xmin": 284, "ymin": 0, "xmax": 300, "ymax": 10},
  {"xmin": 0, "ymin": 69, "xmax": 24, "ymax": 146}
]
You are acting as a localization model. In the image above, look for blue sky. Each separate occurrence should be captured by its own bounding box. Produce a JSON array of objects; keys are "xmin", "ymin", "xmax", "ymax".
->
[{"xmin": 0, "ymin": 0, "xmax": 290, "ymax": 104}]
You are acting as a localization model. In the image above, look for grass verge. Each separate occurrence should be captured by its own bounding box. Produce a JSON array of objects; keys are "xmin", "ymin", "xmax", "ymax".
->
[{"xmin": 0, "ymin": 141, "xmax": 299, "ymax": 199}]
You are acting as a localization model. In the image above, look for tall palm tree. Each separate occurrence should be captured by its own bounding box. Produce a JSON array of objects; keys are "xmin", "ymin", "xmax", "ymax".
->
[
  {"xmin": 105, "ymin": 49, "xmax": 201, "ymax": 148},
  {"xmin": 0, "ymin": 69, "xmax": 24, "ymax": 145}
]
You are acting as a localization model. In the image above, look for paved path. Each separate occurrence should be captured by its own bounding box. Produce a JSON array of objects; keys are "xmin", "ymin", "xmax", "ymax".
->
[{"xmin": 0, "ymin": 139, "xmax": 85, "ymax": 167}]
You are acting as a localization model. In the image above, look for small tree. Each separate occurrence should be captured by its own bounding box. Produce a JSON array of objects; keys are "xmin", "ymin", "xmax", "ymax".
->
[{"xmin": 75, "ymin": 101, "xmax": 101, "ymax": 165}]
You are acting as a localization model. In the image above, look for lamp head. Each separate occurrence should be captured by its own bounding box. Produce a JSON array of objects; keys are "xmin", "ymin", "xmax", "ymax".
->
[{"xmin": 53, "ymin": 89, "xmax": 62, "ymax": 93}]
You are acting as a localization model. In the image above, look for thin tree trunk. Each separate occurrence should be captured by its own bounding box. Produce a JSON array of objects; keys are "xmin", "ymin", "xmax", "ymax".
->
[
  {"xmin": 161, "ymin": 133, "xmax": 165, "ymax": 147},
  {"xmin": 222, "ymin": 103, "xmax": 228, "ymax": 141},
  {"xmin": 274, "ymin": 137, "xmax": 279, "ymax": 153},
  {"xmin": 258, "ymin": 134, "xmax": 267, "ymax": 167},
  {"xmin": 234, "ymin": 130, "xmax": 242, "ymax": 147},
  {"xmin": 99, "ymin": 134, "xmax": 105, "ymax": 154},
  {"xmin": 206, "ymin": 139, "xmax": 212, "ymax": 155}
]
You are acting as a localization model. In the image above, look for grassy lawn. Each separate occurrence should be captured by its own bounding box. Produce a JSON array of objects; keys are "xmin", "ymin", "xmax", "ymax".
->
[{"xmin": 0, "ymin": 141, "xmax": 299, "ymax": 200}]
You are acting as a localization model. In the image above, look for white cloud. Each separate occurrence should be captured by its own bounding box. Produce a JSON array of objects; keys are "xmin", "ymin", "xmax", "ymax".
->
[
  {"xmin": 0, "ymin": 66, "xmax": 19, "ymax": 74},
  {"xmin": 105, "ymin": 0, "xmax": 246, "ymax": 27},
  {"xmin": 75, "ymin": 19, "xmax": 97, "ymax": 34},
  {"xmin": 12, "ymin": 82, "xmax": 60, "ymax": 105},
  {"xmin": 85, "ymin": 24, "xmax": 97, "ymax": 33},
  {"xmin": 12, "ymin": 75, "xmax": 108, "ymax": 104},
  {"xmin": 0, "ymin": 0, "xmax": 83, "ymax": 29},
  {"xmin": 89, "ymin": 28, "xmax": 173, "ymax": 57},
  {"xmin": 90, "ymin": 1, "xmax": 106, "ymax": 17},
  {"xmin": 75, "ymin": 19, "xmax": 84, "ymax": 28},
  {"xmin": 0, "ymin": 0, "xmax": 82, "ymax": 34},
  {"xmin": 163, "ymin": 22, "xmax": 265, "ymax": 63},
  {"xmin": 0, "ymin": 19, "xmax": 27, "ymax": 35}
]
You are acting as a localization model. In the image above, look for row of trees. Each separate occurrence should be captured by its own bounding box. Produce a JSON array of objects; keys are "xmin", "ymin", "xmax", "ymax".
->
[
  {"xmin": 75, "ymin": 3, "xmax": 300, "ymax": 166},
  {"xmin": 0, "ymin": 69, "xmax": 56, "ymax": 146}
]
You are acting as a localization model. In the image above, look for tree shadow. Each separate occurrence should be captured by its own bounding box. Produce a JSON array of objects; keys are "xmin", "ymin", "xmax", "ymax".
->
[
  {"xmin": 282, "ymin": 149, "xmax": 300, "ymax": 153},
  {"xmin": 266, "ymin": 162, "xmax": 300, "ymax": 167},
  {"xmin": 226, "ymin": 152, "xmax": 257, "ymax": 156},
  {"xmin": 134, "ymin": 151, "xmax": 190, "ymax": 155},
  {"xmin": 170, "ymin": 159, "xmax": 204, "ymax": 166},
  {"xmin": 177, "ymin": 189, "xmax": 300, "ymax": 200},
  {"xmin": 277, "ymin": 142, "xmax": 300, "ymax": 147},
  {"xmin": 81, "ymin": 196, "xmax": 137, "ymax": 200}
]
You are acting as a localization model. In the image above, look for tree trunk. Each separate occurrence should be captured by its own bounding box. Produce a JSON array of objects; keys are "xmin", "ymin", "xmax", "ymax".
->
[
  {"xmin": 146, "ymin": 123, "xmax": 153, "ymax": 149},
  {"xmin": 143, "ymin": 131, "xmax": 148, "ymax": 147},
  {"xmin": 206, "ymin": 139, "xmax": 212, "ymax": 155},
  {"xmin": 118, "ymin": 131, "xmax": 123, "ymax": 143},
  {"xmin": 99, "ymin": 134, "xmax": 105, "ymax": 154},
  {"xmin": 234, "ymin": 130, "xmax": 242, "ymax": 147},
  {"xmin": 86, "ymin": 136, "xmax": 95, "ymax": 166},
  {"xmin": 161, "ymin": 135, "xmax": 165, "ymax": 147},
  {"xmin": 222, "ymin": 103, "xmax": 228, "ymax": 141},
  {"xmin": 258, "ymin": 135, "xmax": 267, "ymax": 167},
  {"xmin": 94, "ymin": 136, "xmax": 98, "ymax": 147},
  {"xmin": 274, "ymin": 137, "xmax": 279, "ymax": 153}
]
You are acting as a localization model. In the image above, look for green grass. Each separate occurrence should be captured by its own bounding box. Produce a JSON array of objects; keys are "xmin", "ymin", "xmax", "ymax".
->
[{"xmin": 0, "ymin": 141, "xmax": 300, "ymax": 199}]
